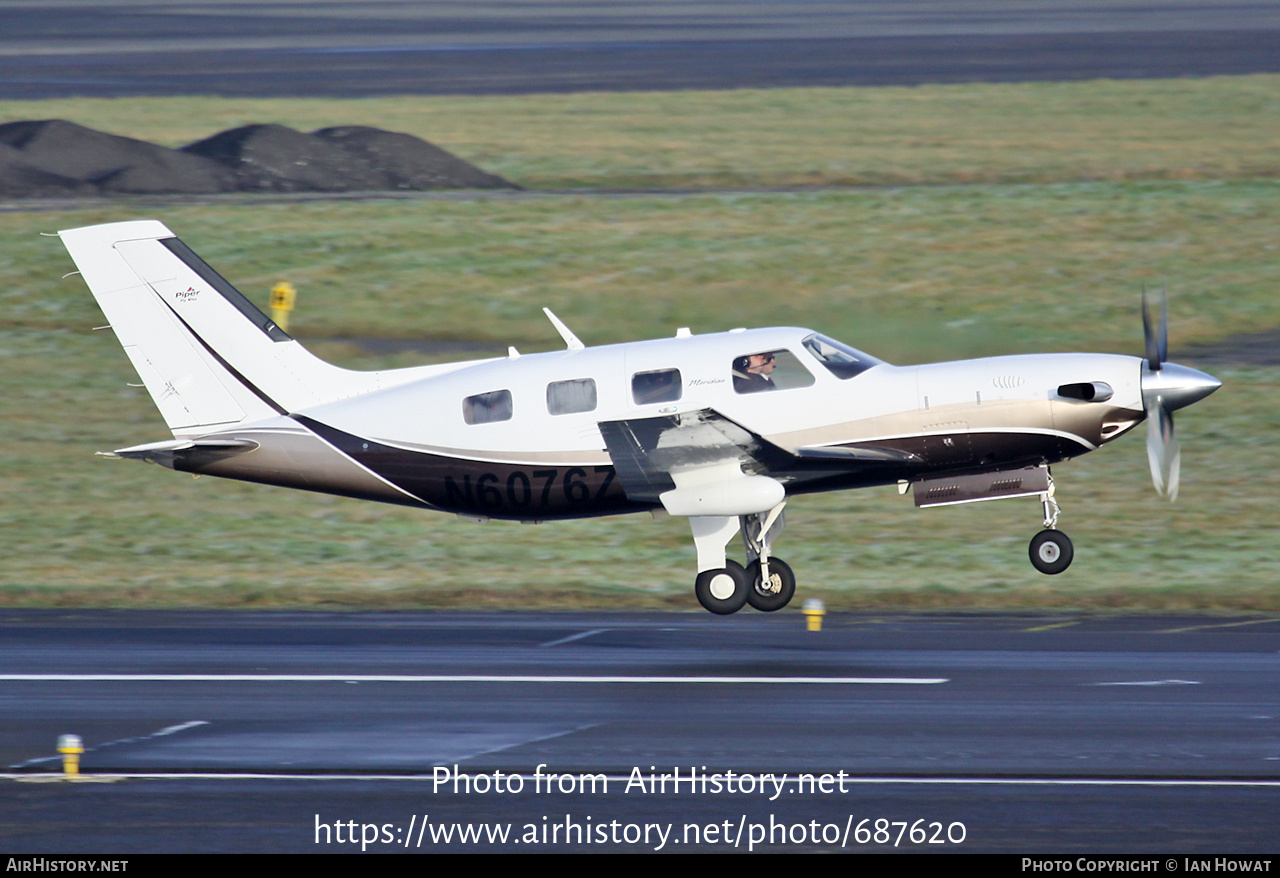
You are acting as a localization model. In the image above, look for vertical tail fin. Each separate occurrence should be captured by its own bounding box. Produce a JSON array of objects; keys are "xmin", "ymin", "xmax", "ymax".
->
[{"xmin": 59, "ymin": 220, "xmax": 385, "ymax": 436}]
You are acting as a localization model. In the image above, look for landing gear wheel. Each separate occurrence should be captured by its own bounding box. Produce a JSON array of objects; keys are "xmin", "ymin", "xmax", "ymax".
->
[
  {"xmin": 746, "ymin": 557, "xmax": 796, "ymax": 612},
  {"xmin": 1029, "ymin": 529, "xmax": 1074, "ymax": 575},
  {"xmin": 695, "ymin": 560, "xmax": 749, "ymax": 615}
]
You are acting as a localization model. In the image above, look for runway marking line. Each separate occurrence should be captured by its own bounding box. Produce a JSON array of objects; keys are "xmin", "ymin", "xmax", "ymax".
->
[
  {"xmin": 539, "ymin": 629, "xmax": 609, "ymax": 648},
  {"xmin": 1158, "ymin": 618, "xmax": 1280, "ymax": 634},
  {"xmin": 1022, "ymin": 620, "xmax": 1080, "ymax": 632},
  {"xmin": 9, "ymin": 719, "xmax": 211, "ymax": 770},
  {"xmin": 452, "ymin": 722, "xmax": 601, "ymax": 765},
  {"xmin": 0, "ymin": 674, "xmax": 946, "ymax": 684}
]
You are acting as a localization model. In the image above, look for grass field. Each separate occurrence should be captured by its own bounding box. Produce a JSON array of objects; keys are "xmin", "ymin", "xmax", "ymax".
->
[
  {"xmin": 4, "ymin": 76, "xmax": 1280, "ymax": 190},
  {"xmin": 1, "ymin": 77, "xmax": 1277, "ymax": 610}
]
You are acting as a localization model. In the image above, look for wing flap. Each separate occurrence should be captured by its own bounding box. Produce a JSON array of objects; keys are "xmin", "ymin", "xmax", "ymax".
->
[
  {"xmin": 598, "ymin": 408, "xmax": 794, "ymax": 504},
  {"xmin": 599, "ymin": 408, "xmax": 923, "ymax": 509}
]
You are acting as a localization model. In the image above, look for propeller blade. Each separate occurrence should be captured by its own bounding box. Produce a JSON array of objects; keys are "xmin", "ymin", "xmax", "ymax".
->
[
  {"xmin": 1141, "ymin": 288, "xmax": 1168, "ymax": 371},
  {"xmin": 1146, "ymin": 403, "xmax": 1181, "ymax": 501},
  {"xmin": 1138, "ymin": 290, "xmax": 1213, "ymax": 502}
]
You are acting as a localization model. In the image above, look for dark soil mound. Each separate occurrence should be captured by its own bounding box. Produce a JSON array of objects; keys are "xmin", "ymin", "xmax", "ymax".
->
[
  {"xmin": 183, "ymin": 123, "xmax": 516, "ymax": 193},
  {"xmin": 0, "ymin": 119, "xmax": 235, "ymax": 194},
  {"xmin": 0, "ymin": 120, "xmax": 516, "ymax": 198},
  {"xmin": 314, "ymin": 126, "xmax": 511, "ymax": 190},
  {"xmin": 0, "ymin": 142, "xmax": 95, "ymax": 197},
  {"xmin": 182, "ymin": 123, "xmax": 393, "ymax": 192}
]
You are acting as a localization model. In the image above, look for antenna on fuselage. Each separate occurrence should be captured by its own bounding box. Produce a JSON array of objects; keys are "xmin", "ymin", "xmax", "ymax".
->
[{"xmin": 543, "ymin": 307, "xmax": 585, "ymax": 351}]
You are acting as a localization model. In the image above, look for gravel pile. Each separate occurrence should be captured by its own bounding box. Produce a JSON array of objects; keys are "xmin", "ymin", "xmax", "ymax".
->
[
  {"xmin": 314, "ymin": 126, "xmax": 510, "ymax": 190},
  {"xmin": 0, "ymin": 120, "xmax": 515, "ymax": 197}
]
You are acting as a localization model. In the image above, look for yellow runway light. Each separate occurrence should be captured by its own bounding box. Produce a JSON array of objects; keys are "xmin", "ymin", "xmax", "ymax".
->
[
  {"xmin": 57, "ymin": 734, "xmax": 83, "ymax": 778},
  {"xmin": 802, "ymin": 598, "xmax": 825, "ymax": 632}
]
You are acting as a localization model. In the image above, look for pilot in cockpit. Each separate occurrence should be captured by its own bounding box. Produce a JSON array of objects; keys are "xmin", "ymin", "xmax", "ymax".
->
[{"xmin": 733, "ymin": 352, "xmax": 778, "ymax": 393}]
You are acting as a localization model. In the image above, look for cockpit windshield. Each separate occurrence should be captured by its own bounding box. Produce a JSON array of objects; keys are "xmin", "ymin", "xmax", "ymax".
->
[{"xmin": 801, "ymin": 332, "xmax": 883, "ymax": 380}]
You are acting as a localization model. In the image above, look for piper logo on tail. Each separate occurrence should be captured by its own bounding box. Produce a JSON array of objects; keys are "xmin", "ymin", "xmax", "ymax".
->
[{"xmin": 175, "ymin": 286, "xmax": 200, "ymax": 302}]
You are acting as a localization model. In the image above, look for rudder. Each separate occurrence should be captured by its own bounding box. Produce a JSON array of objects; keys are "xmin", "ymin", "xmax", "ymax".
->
[{"xmin": 59, "ymin": 220, "xmax": 384, "ymax": 436}]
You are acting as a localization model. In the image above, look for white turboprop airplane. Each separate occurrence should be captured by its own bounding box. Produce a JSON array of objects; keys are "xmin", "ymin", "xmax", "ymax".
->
[{"xmin": 59, "ymin": 220, "xmax": 1221, "ymax": 614}]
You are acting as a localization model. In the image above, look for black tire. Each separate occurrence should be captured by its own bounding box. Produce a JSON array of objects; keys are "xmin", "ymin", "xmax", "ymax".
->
[
  {"xmin": 1029, "ymin": 529, "xmax": 1074, "ymax": 575},
  {"xmin": 695, "ymin": 560, "xmax": 749, "ymax": 615},
  {"xmin": 746, "ymin": 557, "xmax": 796, "ymax": 612}
]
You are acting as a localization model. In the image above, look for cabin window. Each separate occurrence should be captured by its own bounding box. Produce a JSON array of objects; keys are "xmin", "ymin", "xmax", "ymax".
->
[
  {"xmin": 463, "ymin": 389, "xmax": 513, "ymax": 424},
  {"xmin": 547, "ymin": 378, "xmax": 597, "ymax": 415},
  {"xmin": 801, "ymin": 332, "xmax": 883, "ymax": 380},
  {"xmin": 631, "ymin": 368, "xmax": 682, "ymax": 405},
  {"xmin": 731, "ymin": 349, "xmax": 815, "ymax": 394}
]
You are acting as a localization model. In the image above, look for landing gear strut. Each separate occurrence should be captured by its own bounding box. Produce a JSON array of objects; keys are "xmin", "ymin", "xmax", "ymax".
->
[
  {"xmin": 1029, "ymin": 472, "xmax": 1073, "ymax": 574},
  {"xmin": 688, "ymin": 503, "xmax": 794, "ymax": 614},
  {"xmin": 741, "ymin": 504, "xmax": 794, "ymax": 612}
]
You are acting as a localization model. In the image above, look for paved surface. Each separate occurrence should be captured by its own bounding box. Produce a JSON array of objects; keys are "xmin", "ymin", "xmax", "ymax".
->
[
  {"xmin": 3, "ymin": 1, "xmax": 1280, "ymax": 97},
  {"xmin": 3, "ymin": 610, "xmax": 1279, "ymax": 852}
]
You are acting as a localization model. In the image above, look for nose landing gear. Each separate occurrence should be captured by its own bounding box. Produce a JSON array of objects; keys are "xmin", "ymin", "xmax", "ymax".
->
[
  {"xmin": 1029, "ymin": 529, "xmax": 1074, "ymax": 575},
  {"xmin": 1029, "ymin": 474, "xmax": 1073, "ymax": 575}
]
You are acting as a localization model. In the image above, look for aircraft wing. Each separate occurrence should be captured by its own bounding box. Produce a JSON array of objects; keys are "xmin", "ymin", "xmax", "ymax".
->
[
  {"xmin": 598, "ymin": 408, "xmax": 916, "ymax": 508},
  {"xmin": 598, "ymin": 408, "xmax": 793, "ymax": 504},
  {"xmin": 790, "ymin": 445, "xmax": 919, "ymax": 464}
]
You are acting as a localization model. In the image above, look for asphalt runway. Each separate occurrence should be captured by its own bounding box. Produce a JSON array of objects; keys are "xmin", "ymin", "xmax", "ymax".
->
[
  {"xmin": 3, "ymin": 1, "xmax": 1280, "ymax": 97},
  {"xmin": 3, "ymin": 610, "xmax": 1279, "ymax": 852}
]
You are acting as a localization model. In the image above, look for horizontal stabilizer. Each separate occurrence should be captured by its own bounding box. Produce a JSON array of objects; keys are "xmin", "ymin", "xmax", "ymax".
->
[{"xmin": 103, "ymin": 437, "xmax": 259, "ymax": 469}]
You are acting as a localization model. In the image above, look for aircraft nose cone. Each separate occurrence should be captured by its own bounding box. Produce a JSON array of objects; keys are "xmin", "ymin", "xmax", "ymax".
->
[{"xmin": 1141, "ymin": 362, "xmax": 1222, "ymax": 412}]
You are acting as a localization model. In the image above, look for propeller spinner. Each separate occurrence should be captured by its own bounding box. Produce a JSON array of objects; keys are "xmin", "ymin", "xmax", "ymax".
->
[{"xmin": 1139, "ymin": 291, "xmax": 1221, "ymax": 501}]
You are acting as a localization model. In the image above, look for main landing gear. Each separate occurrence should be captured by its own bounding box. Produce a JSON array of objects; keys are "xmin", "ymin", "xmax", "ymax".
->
[
  {"xmin": 1028, "ymin": 474, "xmax": 1073, "ymax": 575},
  {"xmin": 690, "ymin": 504, "xmax": 795, "ymax": 615},
  {"xmin": 694, "ymin": 560, "xmax": 749, "ymax": 615},
  {"xmin": 747, "ymin": 557, "xmax": 796, "ymax": 612}
]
